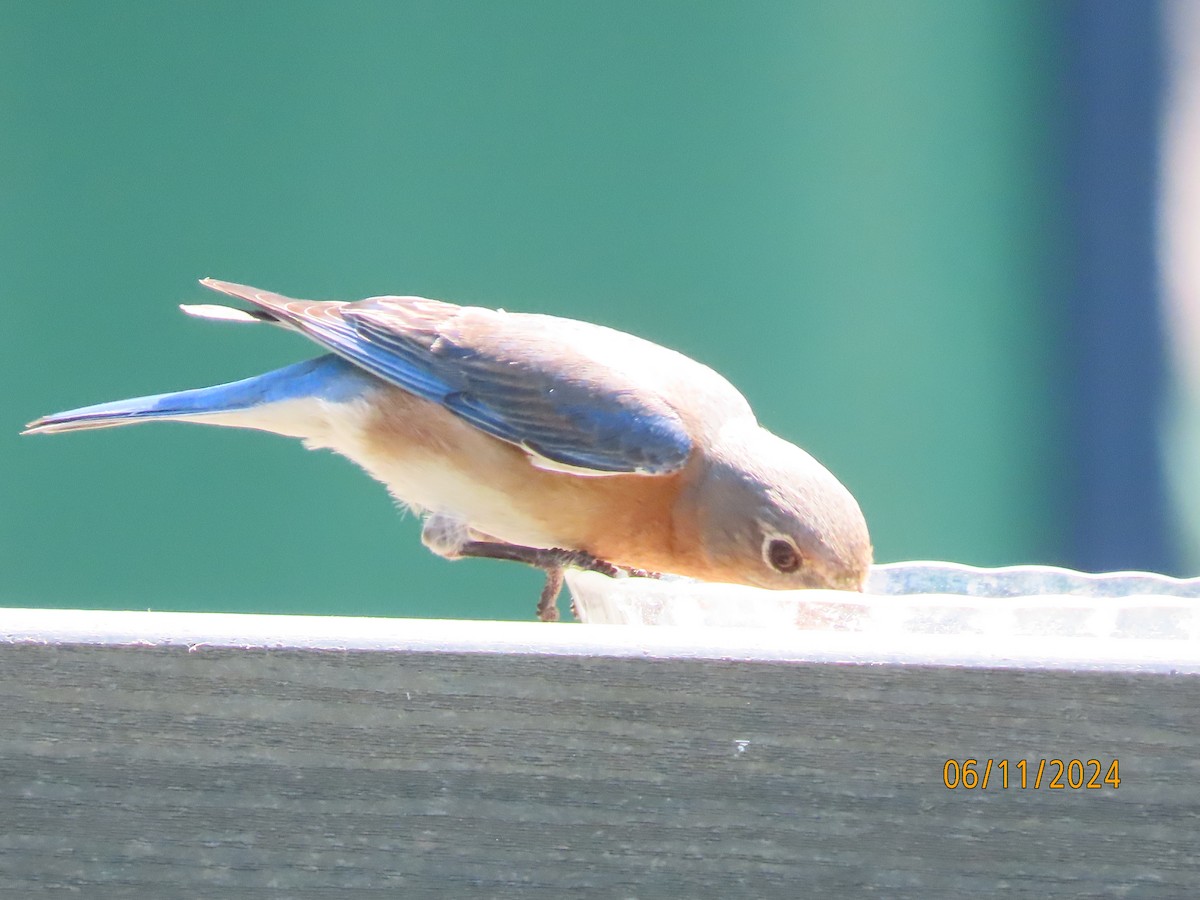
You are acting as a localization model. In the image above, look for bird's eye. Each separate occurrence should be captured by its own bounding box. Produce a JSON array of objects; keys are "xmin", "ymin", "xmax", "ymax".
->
[{"xmin": 766, "ymin": 538, "xmax": 802, "ymax": 573}]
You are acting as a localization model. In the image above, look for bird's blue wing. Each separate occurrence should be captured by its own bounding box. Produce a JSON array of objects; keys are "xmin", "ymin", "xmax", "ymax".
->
[
  {"xmin": 201, "ymin": 282, "xmax": 693, "ymax": 475},
  {"xmin": 348, "ymin": 301, "xmax": 694, "ymax": 474}
]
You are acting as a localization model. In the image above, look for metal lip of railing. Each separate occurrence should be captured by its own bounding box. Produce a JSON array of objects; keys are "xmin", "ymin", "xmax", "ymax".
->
[{"xmin": 3, "ymin": 604, "xmax": 1200, "ymax": 675}]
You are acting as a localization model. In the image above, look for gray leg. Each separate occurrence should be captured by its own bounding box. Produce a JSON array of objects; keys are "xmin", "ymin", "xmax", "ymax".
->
[
  {"xmin": 456, "ymin": 541, "xmax": 625, "ymax": 622},
  {"xmin": 433, "ymin": 523, "xmax": 666, "ymax": 622},
  {"xmin": 456, "ymin": 541, "xmax": 622, "ymax": 576}
]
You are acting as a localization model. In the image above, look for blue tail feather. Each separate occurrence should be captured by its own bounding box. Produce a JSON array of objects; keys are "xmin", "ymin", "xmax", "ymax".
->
[{"xmin": 24, "ymin": 354, "xmax": 374, "ymax": 435}]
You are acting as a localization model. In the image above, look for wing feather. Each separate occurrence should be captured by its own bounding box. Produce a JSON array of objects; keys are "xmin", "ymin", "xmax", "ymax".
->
[{"xmin": 199, "ymin": 280, "xmax": 693, "ymax": 474}]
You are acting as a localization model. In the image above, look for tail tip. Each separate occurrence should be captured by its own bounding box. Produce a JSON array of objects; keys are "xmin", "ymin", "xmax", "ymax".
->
[
  {"xmin": 199, "ymin": 277, "xmax": 256, "ymax": 298},
  {"xmin": 21, "ymin": 416, "xmax": 60, "ymax": 436}
]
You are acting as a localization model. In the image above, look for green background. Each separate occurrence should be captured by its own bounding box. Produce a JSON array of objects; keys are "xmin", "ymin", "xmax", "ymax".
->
[{"xmin": 2, "ymin": 2, "xmax": 1065, "ymax": 619}]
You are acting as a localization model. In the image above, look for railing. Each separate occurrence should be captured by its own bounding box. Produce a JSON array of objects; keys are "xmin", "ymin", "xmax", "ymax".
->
[{"xmin": 3, "ymin": 603, "xmax": 1198, "ymax": 897}]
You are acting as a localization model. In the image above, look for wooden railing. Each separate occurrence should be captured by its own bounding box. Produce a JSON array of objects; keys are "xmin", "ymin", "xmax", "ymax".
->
[{"xmin": 3, "ymin": 608, "xmax": 1198, "ymax": 897}]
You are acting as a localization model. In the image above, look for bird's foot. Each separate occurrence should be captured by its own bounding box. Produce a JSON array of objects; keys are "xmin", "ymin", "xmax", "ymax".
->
[
  {"xmin": 619, "ymin": 566, "xmax": 664, "ymax": 580},
  {"xmin": 419, "ymin": 513, "xmax": 473, "ymax": 558},
  {"xmin": 456, "ymin": 540, "xmax": 633, "ymax": 621}
]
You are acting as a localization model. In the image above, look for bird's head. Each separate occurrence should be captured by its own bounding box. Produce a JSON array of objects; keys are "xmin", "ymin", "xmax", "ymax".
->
[{"xmin": 687, "ymin": 425, "xmax": 872, "ymax": 592}]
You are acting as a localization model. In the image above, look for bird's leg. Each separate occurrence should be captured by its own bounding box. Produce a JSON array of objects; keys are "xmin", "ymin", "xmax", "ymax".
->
[
  {"xmin": 455, "ymin": 540, "xmax": 623, "ymax": 622},
  {"xmin": 538, "ymin": 567, "xmax": 564, "ymax": 623},
  {"xmin": 455, "ymin": 540, "xmax": 623, "ymax": 575},
  {"xmin": 424, "ymin": 512, "xmax": 663, "ymax": 621}
]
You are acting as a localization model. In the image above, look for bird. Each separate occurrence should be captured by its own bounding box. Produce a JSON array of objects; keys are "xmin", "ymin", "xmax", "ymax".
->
[{"xmin": 24, "ymin": 279, "xmax": 872, "ymax": 620}]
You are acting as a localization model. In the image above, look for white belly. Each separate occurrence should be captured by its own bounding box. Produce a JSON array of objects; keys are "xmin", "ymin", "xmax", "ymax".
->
[{"xmin": 248, "ymin": 394, "xmax": 565, "ymax": 550}]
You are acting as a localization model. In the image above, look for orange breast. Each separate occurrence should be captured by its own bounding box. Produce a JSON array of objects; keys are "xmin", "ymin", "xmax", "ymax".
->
[{"xmin": 360, "ymin": 384, "xmax": 716, "ymax": 578}]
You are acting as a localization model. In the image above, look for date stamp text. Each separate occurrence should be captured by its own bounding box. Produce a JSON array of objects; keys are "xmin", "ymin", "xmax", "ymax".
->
[{"xmin": 942, "ymin": 758, "xmax": 1121, "ymax": 790}]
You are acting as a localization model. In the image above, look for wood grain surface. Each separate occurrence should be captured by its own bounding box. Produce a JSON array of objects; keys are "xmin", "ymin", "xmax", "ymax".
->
[{"xmin": 2, "ymin": 621, "xmax": 1198, "ymax": 898}]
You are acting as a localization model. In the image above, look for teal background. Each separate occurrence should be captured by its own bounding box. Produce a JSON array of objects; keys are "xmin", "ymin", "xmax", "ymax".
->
[{"xmin": 2, "ymin": 2, "xmax": 1067, "ymax": 619}]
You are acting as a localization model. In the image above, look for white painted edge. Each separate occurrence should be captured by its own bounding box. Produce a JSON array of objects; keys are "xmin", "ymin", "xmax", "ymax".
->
[{"xmin": 2, "ymin": 607, "xmax": 1200, "ymax": 673}]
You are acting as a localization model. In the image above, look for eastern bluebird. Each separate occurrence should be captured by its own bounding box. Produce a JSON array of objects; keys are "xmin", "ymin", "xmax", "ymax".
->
[{"xmin": 25, "ymin": 280, "xmax": 872, "ymax": 620}]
